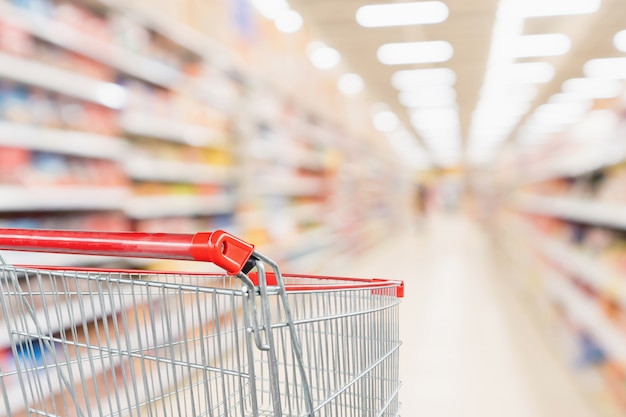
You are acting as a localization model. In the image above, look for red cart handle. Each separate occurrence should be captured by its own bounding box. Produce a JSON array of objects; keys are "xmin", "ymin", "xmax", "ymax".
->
[{"xmin": 0, "ymin": 228, "xmax": 255, "ymax": 275}]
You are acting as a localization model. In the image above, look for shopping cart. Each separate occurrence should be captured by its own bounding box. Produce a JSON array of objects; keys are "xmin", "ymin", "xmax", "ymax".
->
[{"xmin": 0, "ymin": 228, "xmax": 403, "ymax": 417}]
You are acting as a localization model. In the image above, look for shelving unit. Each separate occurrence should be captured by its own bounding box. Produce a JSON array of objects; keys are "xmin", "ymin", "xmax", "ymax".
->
[
  {"xmin": 120, "ymin": 112, "xmax": 225, "ymax": 146},
  {"xmin": 125, "ymin": 194, "xmax": 235, "ymax": 219},
  {"xmin": 0, "ymin": 122, "xmax": 127, "ymax": 159},
  {"xmin": 0, "ymin": 186, "xmax": 129, "ymax": 212},
  {"xmin": 493, "ymin": 214, "xmax": 626, "ymax": 417},
  {"xmin": 495, "ymin": 94, "xmax": 626, "ymax": 415},
  {"xmin": 0, "ymin": 0, "xmax": 409, "ymax": 414},
  {"xmin": 514, "ymin": 193, "xmax": 626, "ymax": 230}
]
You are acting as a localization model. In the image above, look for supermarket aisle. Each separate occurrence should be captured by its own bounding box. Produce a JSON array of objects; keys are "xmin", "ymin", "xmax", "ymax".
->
[{"xmin": 324, "ymin": 213, "xmax": 598, "ymax": 417}]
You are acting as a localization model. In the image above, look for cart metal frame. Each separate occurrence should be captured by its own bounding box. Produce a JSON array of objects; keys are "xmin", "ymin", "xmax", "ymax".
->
[{"xmin": 0, "ymin": 229, "xmax": 403, "ymax": 417}]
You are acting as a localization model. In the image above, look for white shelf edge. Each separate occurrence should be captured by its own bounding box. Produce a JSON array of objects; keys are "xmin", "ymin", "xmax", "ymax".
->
[
  {"xmin": 532, "ymin": 233, "xmax": 626, "ymax": 306},
  {"xmin": 0, "ymin": 186, "xmax": 129, "ymax": 211},
  {"xmin": 124, "ymin": 158, "xmax": 233, "ymax": 185},
  {"xmin": 253, "ymin": 177, "xmax": 324, "ymax": 197},
  {"xmin": 124, "ymin": 194, "xmax": 235, "ymax": 219},
  {"xmin": 121, "ymin": 113, "xmax": 226, "ymax": 146},
  {"xmin": 514, "ymin": 194, "xmax": 626, "ymax": 230},
  {"xmin": 0, "ymin": 52, "xmax": 126, "ymax": 109},
  {"xmin": 0, "ymin": 2, "xmax": 182, "ymax": 89},
  {"xmin": 511, "ymin": 219, "xmax": 626, "ymax": 363},
  {"xmin": 550, "ymin": 269, "xmax": 626, "ymax": 363},
  {"xmin": 0, "ymin": 122, "xmax": 127, "ymax": 160}
]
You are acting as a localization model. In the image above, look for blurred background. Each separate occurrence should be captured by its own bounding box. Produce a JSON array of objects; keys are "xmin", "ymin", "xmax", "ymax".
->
[{"xmin": 1, "ymin": 0, "xmax": 626, "ymax": 415}]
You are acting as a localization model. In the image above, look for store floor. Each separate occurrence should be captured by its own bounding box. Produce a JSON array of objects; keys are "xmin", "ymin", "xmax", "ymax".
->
[{"xmin": 322, "ymin": 212, "xmax": 599, "ymax": 417}]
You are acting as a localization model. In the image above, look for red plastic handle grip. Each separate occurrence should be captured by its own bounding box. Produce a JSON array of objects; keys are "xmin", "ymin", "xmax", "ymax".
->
[{"xmin": 0, "ymin": 228, "xmax": 254, "ymax": 275}]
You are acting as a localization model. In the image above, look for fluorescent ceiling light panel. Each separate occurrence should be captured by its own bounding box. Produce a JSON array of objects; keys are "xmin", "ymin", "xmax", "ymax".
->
[
  {"xmin": 356, "ymin": 1, "xmax": 449, "ymax": 27},
  {"xmin": 614, "ymin": 30, "xmax": 626, "ymax": 52},
  {"xmin": 486, "ymin": 62, "xmax": 555, "ymax": 84},
  {"xmin": 373, "ymin": 111, "xmax": 400, "ymax": 132},
  {"xmin": 562, "ymin": 77, "xmax": 624, "ymax": 99},
  {"xmin": 514, "ymin": 0, "xmax": 600, "ymax": 17},
  {"xmin": 399, "ymin": 93, "xmax": 456, "ymax": 108},
  {"xmin": 377, "ymin": 41, "xmax": 453, "ymax": 65},
  {"xmin": 414, "ymin": 122, "xmax": 460, "ymax": 134},
  {"xmin": 309, "ymin": 46, "xmax": 341, "ymax": 70},
  {"xmin": 411, "ymin": 108, "xmax": 459, "ymax": 131},
  {"xmin": 531, "ymin": 102, "xmax": 590, "ymax": 125},
  {"xmin": 505, "ymin": 33, "xmax": 571, "ymax": 58},
  {"xmin": 584, "ymin": 57, "xmax": 626, "ymax": 79},
  {"xmin": 475, "ymin": 99, "xmax": 530, "ymax": 116},
  {"xmin": 338, "ymin": 73, "xmax": 365, "ymax": 95},
  {"xmin": 548, "ymin": 93, "xmax": 592, "ymax": 105},
  {"xmin": 392, "ymin": 68, "xmax": 456, "ymax": 90},
  {"xmin": 480, "ymin": 83, "xmax": 538, "ymax": 100},
  {"xmin": 275, "ymin": 10, "xmax": 303, "ymax": 33},
  {"xmin": 398, "ymin": 88, "xmax": 457, "ymax": 107}
]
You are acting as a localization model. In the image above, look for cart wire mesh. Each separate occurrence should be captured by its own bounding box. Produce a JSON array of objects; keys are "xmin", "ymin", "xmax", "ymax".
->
[{"xmin": 0, "ymin": 249, "xmax": 402, "ymax": 417}]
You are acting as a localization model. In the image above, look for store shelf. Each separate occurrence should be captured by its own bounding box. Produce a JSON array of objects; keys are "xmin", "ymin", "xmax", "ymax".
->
[
  {"xmin": 531, "ymin": 232, "xmax": 625, "ymax": 306},
  {"xmin": 549, "ymin": 268, "xmax": 626, "ymax": 363},
  {"xmin": 281, "ymin": 226, "xmax": 334, "ymax": 261},
  {"xmin": 0, "ymin": 52, "xmax": 126, "ymax": 109},
  {"xmin": 0, "ymin": 1, "xmax": 182, "ymax": 89},
  {"xmin": 124, "ymin": 157, "xmax": 233, "ymax": 185},
  {"xmin": 0, "ymin": 122, "xmax": 127, "ymax": 160},
  {"xmin": 124, "ymin": 193, "xmax": 235, "ymax": 219},
  {"xmin": 0, "ymin": 186, "xmax": 129, "ymax": 211},
  {"xmin": 121, "ymin": 113, "xmax": 225, "ymax": 146},
  {"xmin": 253, "ymin": 177, "xmax": 324, "ymax": 197},
  {"xmin": 514, "ymin": 193, "xmax": 626, "ymax": 230},
  {"xmin": 507, "ymin": 215, "xmax": 626, "ymax": 363},
  {"xmin": 0, "ymin": 291, "xmax": 134, "ymax": 350},
  {"xmin": 288, "ymin": 202, "xmax": 324, "ymax": 223}
]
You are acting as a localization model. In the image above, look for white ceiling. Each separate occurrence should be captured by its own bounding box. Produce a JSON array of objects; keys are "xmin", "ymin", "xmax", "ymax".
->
[{"xmin": 289, "ymin": 0, "xmax": 626, "ymax": 168}]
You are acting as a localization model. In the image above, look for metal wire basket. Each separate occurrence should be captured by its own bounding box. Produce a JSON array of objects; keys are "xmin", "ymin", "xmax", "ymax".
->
[{"xmin": 0, "ymin": 228, "xmax": 403, "ymax": 417}]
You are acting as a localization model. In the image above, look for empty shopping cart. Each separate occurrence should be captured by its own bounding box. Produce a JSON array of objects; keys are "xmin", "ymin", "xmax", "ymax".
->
[{"xmin": 0, "ymin": 228, "xmax": 403, "ymax": 416}]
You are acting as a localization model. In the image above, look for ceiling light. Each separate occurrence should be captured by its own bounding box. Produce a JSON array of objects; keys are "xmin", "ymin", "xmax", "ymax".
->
[
  {"xmin": 377, "ymin": 41, "xmax": 453, "ymax": 65},
  {"xmin": 562, "ymin": 77, "xmax": 624, "ymax": 99},
  {"xmin": 486, "ymin": 62, "xmax": 555, "ymax": 85},
  {"xmin": 505, "ymin": 33, "xmax": 571, "ymax": 58},
  {"xmin": 308, "ymin": 45, "xmax": 341, "ymax": 70},
  {"xmin": 391, "ymin": 68, "xmax": 456, "ymax": 90},
  {"xmin": 274, "ymin": 10, "xmax": 303, "ymax": 33},
  {"xmin": 548, "ymin": 93, "xmax": 592, "ymax": 105},
  {"xmin": 584, "ymin": 57, "xmax": 626, "ymax": 79},
  {"xmin": 469, "ymin": 127, "xmax": 512, "ymax": 141},
  {"xmin": 356, "ymin": 1, "xmax": 449, "ymax": 28},
  {"xmin": 514, "ymin": 0, "xmax": 600, "ymax": 17},
  {"xmin": 531, "ymin": 101, "xmax": 591, "ymax": 125},
  {"xmin": 338, "ymin": 73, "xmax": 365, "ymax": 95},
  {"xmin": 416, "ymin": 124, "xmax": 460, "ymax": 136},
  {"xmin": 250, "ymin": 0, "xmax": 289, "ymax": 20},
  {"xmin": 411, "ymin": 107, "xmax": 459, "ymax": 131},
  {"xmin": 424, "ymin": 139, "xmax": 461, "ymax": 150},
  {"xmin": 480, "ymin": 84, "xmax": 538, "ymax": 100},
  {"xmin": 614, "ymin": 30, "xmax": 626, "ymax": 52},
  {"xmin": 398, "ymin": 87, "xmax": 456, "ymax": 107},
  {"xmin": 474, "ymin": 101, "xmax": 530, "ymax": 122},
  {"xmin": 373, "ymin": 111, "xmax": 399, "ymax": 132}
]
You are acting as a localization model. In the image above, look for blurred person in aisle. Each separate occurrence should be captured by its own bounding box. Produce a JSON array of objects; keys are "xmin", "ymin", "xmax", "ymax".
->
[{"xmin": 414, "ymin": 183, "xmax": 431, "ymax": 228}]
